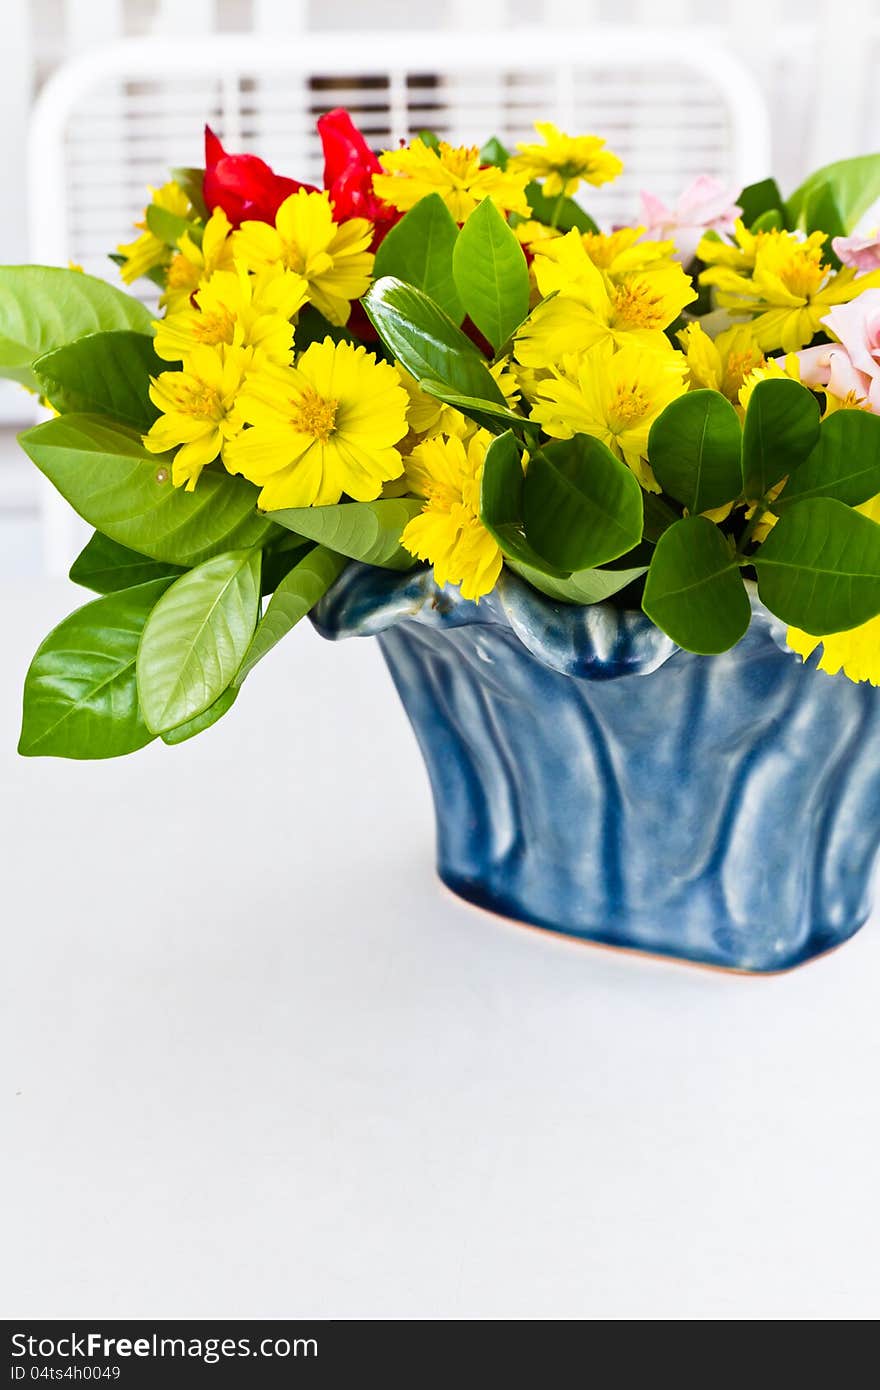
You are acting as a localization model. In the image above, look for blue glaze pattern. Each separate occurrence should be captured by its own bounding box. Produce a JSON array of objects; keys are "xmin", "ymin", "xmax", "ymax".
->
[{"xmin": 313, "ymin": 564, "xmax": 880, "ymax": 972}]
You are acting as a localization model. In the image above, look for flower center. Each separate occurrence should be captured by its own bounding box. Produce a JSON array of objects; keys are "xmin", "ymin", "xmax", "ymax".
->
[
  {"xmin": 723, "ymin": 347, "xmax": 763, "ymax": 395},
  {"xmin": 281, "ymin": 241, "xmax": 308, "ymax": 275},
  {"xmin": 172, "ymin": 380, "xmax": 223, "ymax": 420},
  {"xmin": 291, "ymin": 387, "xmax": 338, "ymax": 442},
  {"xmin": 612, "ymin": 281, "xmax": 667, "ymax": 330},
  {"xmin": 192, "ymin": 307, "xmax": 235, "ymax": 345},
  {"xmin": 609, "ymin": 384, "xmax": 649, "ymax": 430},
  {"xmin": 773, "ymin": 245, "xmax": 826, "ymax": 299},
  {"xmin": 166, "ymin": 254, "xmax": 201, "ymax": 292}
]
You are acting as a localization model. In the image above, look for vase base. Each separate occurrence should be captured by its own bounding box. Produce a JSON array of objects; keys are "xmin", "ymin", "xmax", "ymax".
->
[{"xmin": 437, "ymin": 872, "xmax": 859, "ymax": 977}]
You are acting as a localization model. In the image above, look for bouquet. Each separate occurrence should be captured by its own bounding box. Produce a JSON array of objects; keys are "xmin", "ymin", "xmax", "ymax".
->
[{"xmin": 7, "ymin": 110, "xmax": 880, "ymax": 759}]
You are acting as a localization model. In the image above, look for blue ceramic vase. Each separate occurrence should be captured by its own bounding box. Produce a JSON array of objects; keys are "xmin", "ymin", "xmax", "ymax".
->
[{"xmin": 313, "ymin": 563, "xmax": 880, "ymax": 973}]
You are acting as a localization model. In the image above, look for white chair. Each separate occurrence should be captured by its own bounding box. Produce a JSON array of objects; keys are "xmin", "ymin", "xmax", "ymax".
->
[{"xmin": 27, "ymin": 28, "xmax": 771, "ymax": 573}]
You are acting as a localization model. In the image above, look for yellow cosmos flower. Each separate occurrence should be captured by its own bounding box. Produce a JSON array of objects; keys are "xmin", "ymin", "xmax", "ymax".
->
[
  {"xmin": 515, "ymin": 219, "xmax": 563, "ymax": 251},
  {"xmin": 154, "ymin": 266, "xmax": 307, "ymax": 366},
  {"xmin": 701, "ymin": 227, "xmax": 880, "ymax": 352},
  {"xmin": 372, "ymin": 139, "xmax": 531, "ymax": 224},
  {"xmin": 395, "ymin": 365, "xmax": 469, "ymax": 444},
  {"xmin": 117, "ymin": 181, "xmax": 191, "ymax": 286},
  {"xmin": 696, "ymin": 219, "xmax": 761, "ymax": 274},
  {"xmin": 232, "ymin": 190, "xmax": 373, "ymax": 326},
  {"xmin": 508, "ymin": 123, "xmax": 623, "ymax": 198},
  {"xmin": 401, "ymin": 430, "xmax": 503, "ymax": 601},
  {"xmin": 737, "ymin": 352, "xmax": 803, "ymax": 412},
  {"xmin": 223, "ymin": 338, "xmax": 408, "ymax": 510},
  {"xmin": 528, "ymin": 341, "xmax": 688, "ymax": 490},
  {"xmin": 787, "ymin": 493, "xmax": 880, "ymax": 683},
  {"xmin": 580, "ymin": 226, "xmax": 676, "ymax": 281},
  {"xmin": 160, "ymin": 207, "xmax": 236, "ymax": 311},
  {"xmin": 514, "ymin": 230, "xmax": 695, "ymax": 367},
  {"xmin": 677, "ymin": 321, "xmax": 765, "ymax": 401},
  {"xmin": 143, "ymin": 345, "xmax": 249, "ymax": 491}
]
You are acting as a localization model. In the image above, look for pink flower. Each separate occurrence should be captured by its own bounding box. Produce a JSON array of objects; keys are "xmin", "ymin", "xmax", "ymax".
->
[
  {"xmin": 796, "ymin": 288, "xmax": 880, "ymax": 412},
  {"xmin": 639, "ymin": 175, "xmax": 741, "ymax": 264},
  {"xmin": 832, "ymin": 229, "xmax": 880, "ymax": 273}
]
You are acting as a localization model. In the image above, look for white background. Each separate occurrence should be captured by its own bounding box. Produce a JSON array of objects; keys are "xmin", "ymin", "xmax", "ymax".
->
[{"xmin": 3, "ymin": 583, "xmax": 880, "ymax": 1320}]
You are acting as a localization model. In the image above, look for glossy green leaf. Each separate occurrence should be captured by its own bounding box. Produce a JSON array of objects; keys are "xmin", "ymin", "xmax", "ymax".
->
[
  {"xmin": 170, "ymin": 166, "xmax": 208, "ymax": 219},
  {"xmin": 479, "ymin": 430, "xmax": 566, "ymax": 575},
  {"xmin": 137, "ymin": 549, "xmax": 261, "ymax": 734},
  {"xmin": 479, "ymin": 136, "xmax": 509, "ymax": 168},
  {"xmin": 363, "ymin": 276, "xmax": 506, "ymax": 406},
  {"xmin": 0, "ymin": 266, "xmax": 153, "ymax": 389},
  {"xmin": 19, "ymin": 413, "xmax": 278, "ymax": 564},
  {"xmin": 270, "ymin": 498, "xmax": 422, "ymax": 570},
  {"xmin": 145, "ymin": 202, "xmax": 200, "ymax": 248},
  {"xmin": 642, "ymin": 492, "xmax": 679, "ymax": 544},
  {"xmin": 522, "ymin": 435, "xmax": 644, "ymax": 571},
  {"xmin": 510, "ymin": 561, "xmax": 647, "ymax": 605},
  {"xmin": 292, "ymin": 305, "xmax": 356, "ymax": 351},
  {"xmin": 642, "ymin": 516, "xmax": 750, "ymax": 654},
  {"xmin": 753, "ymin": 497, "xmax": 880, "ymax": 634},
  {"xmin": 452, "ymin": 197, "xmax": 530, "ymax": 352},
  {"xmin": 34, "ymin": 330, "xmax": 162, "ymax": 431},
  {"xmin": 750, "ymin": 209, "xmax": 784, "ymax": 233},
  {"xmin": 802, "ymin": 181, "xmax": 846, "ymax": 257},
  {"xmin": 18, "ymin": 579, "xmax": 172, "ymax": 759},
  {"xmin": 737, "ymin": 177, "xmax": 786, "ymax": 231},
  {"xmin": 741, "ymin": 378, "xmax": 821, "ymax": 500},
  {"xmin": 373, "ymin": 194, "xmax": 463, "ymax": 322},
  {"xmin": 772, "ymin": 409, "xmax": 880, "ymax": 512},
  {"xmin": 69, "ymin": 531, "xmax": 184, "ymax": 594},
  {"xmin": 521, "ymin": 181, "xmax": 599, "ymax": 234},
  {"xmin": 648, "ymin": 389, "xmax": 743, "ymax": 514},
  {"xmin": 235, "ymin": 545, "xmax": 348, "ymax": 686},
  {"xmin": 419, "ymin": 378, "xmax": 534, "ymax": 437},
  {"xmin": 787, "ymin": 154, "xmax": 880, "ymax": 233},
  {"xmin": 160, "ymin": 686, "xmax": 238, "ymax": 746}
]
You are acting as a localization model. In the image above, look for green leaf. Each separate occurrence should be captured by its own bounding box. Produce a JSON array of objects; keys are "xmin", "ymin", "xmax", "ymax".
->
[
  {"xmin": 160, "ymin": 686, "xmax": 238, "ymax": 746},
  {"xmin": 270, "ymin": 498, "xmax": 421, "ymax": 571},
  {"xmin": 373, "ymin": 194, "xmax": 463, "ymax": 323},
  {"xmin": 648, "ymin": 389, "xmax": 743, "ymax": 514},
  {"xmin": 363, "ymin": 276, "xmax": 506, "ymax": 406},
  {"xmin": 772, "ymin": 409, "xmax": 880, "ymax": 512},
  {"xmin": 802, "ymin": 180, "xmax": 846, "ymax": 253},
  {"xmin": 737, "ymin": 177, "xmax": 786, "ymax": 230},
  {"xmin": 479, "ymin": 430, "xmax": 566, "ymax": 575},
  {"xmin": 293, "ymin": 305, "xmax": 356, "ymax": 350},
  {"xmin": 642, "ymin": 491, "xmax": 680, "ymax": 544},
  {"xmin": 642, "ymin": 516, "xmax": 750, "ymax": 654},
  {"xmin": 69, "ymin": 531, "xmax": 184, "ymax": 594},
  {"xmin": 145, "ymin": 202, "xmax": 201, "ymax": 249},
  {"xmin": 19, "ymin": 413, "xmax": 278, "ymax": 565},
  {"xmin": 235, "ymin": 545, "xmax": 348, "ymax": 686},
  {"xmin": 750, "ymin": 209, "xmax": 784, "ymax": 233},
  {"xmin": 33, "ymin": 330, "xmax": 162, "ymax": 431},
  {"xmin": 479, "ymin": 136, "xmax": 509, "ymax": 168},
  {"xmin": 137, "ymin": 549, "xmax": 261, "ymax": 734},
  {"xmin": 170, "ymin": 166, "xmax": 208, "ymax": 220},
  {"xmin": 522, "ymin": 434, "xmax": 644, "ymax": 571},
  {"xmin": 741, "ymin": 378, "xmax": 820, "ymax": 500},
  {"xmin": 18, "ymin": 579, "xmax": 172, "ymax": 759},
  {"xmin": 0, "ymin": 266, "xmax": 153, "ymax": 390},
  {"xmin": 416, "ymin": 130, "xmax": 440, "ymax": 152},
  {"xmin": 452, "ymin": 197, "xmax": 530, "ymax": 352},
  {"xmin": 521, "ymin": 181, "xmax": 599, "ymax": 234},
  {"xmin": 787, "ymin": 154, "xmax": 880, "ymax": 233},
  {"xmin": 753, "ymin": 497, "xmax": 880, "ymax": 635},
  {"xmin": 509, "ymin": 560, "xmax": 647, "ymax": 605},
  {"xmin": 419, "ymin": 378, "xmax": 533, "ymax": 437}
]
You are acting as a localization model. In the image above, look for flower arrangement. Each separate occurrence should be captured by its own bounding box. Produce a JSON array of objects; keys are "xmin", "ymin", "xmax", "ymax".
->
[{"xmin": 8, "ymin": 111, "xmax": 880, "ymax": 758}]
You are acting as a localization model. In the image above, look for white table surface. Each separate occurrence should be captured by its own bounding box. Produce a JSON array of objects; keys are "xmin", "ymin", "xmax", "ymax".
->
[{"xmin": 3, "ymin": 580, "xmax": 880, "ymax": 1321}]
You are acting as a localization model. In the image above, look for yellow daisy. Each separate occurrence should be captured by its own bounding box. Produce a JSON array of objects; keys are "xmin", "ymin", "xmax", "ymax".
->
[
  {"xmin": 677, "ymin": 321, "xmax": 765, "ymax": 402},
  {"xmin": 401, "ymin": 429, "xmax": 503, "ymax": 601},
  {"xmin": 143, "ymin": 345, "xmax": 249, "ymax": 491},
  {"xmin": 701, "ymin": 227, "xmax": 880, "ymax": 352},
  {"xmin": 160, "ymin": 207, "xmax": 236, "ymax": 311},
  {"xmin": 528, "ymin": 340, "xmax": 688, "ymax": 490},
  {"xmin": 153, "ymin": 266, "xmax": 307, "ymax": 366},
  {"xmin": 580, "ymin": 226, "xmax": 676, "ymax": 281},
  {"xmin": 508, "ymin": 122, "xmax": 623, "ymax": 198},
  {"xmin": 232, "ymin": 190, "xmax": 373, "ymax": 326},
  {"xmin": 117, "ymin": 181, "xmax": 192, "ymax": 286},
  {"xmin": 372, "ymin": 139, "xmax": 531, "ymax": 224},
  {"xmin": 223, "ymin": 338, "xmax": 408, "ymax": 510}
]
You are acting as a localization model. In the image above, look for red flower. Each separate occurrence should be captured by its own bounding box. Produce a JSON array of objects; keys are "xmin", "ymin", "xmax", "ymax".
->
[
  {"xmin": 203, "ymin": 126, "xmax": 316, "ymax": 227},
  {"xmin": 317, "ymin": 108, "xmax": 399, "ymax": 244}
]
